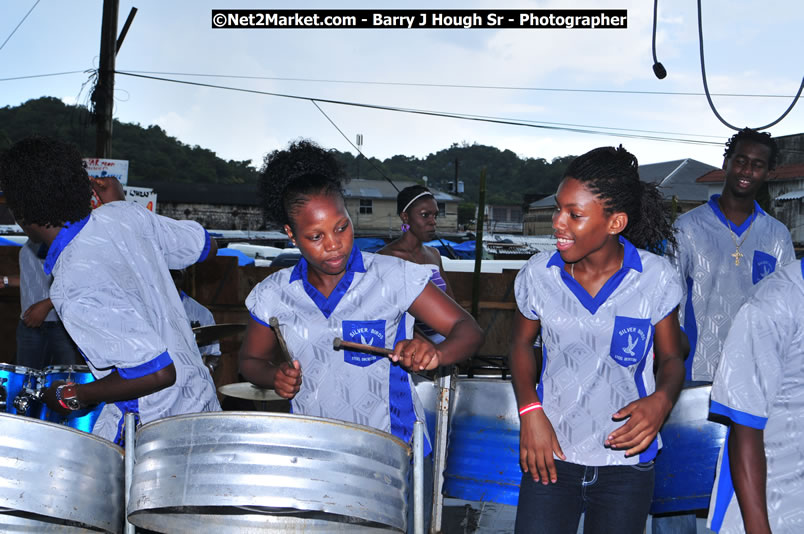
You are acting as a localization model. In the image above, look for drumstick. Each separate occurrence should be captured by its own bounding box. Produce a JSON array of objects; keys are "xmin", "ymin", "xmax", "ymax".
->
[
  {"xmin": 333, "ymin": 337, "xmax": 394, "ymax": 356},
  {"xmin": 268, "ymin": 317, "xmax": 294, "ymax": 365}
]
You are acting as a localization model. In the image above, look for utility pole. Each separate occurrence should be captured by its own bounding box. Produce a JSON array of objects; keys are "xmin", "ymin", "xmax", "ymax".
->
[
  {"xmin": 453, "ymin": 157, "xmax": 459, "ymax": 194},
  {"xmin": 471, "ymin": 168, "xmax": 487, "ymax": 319},
  {"xmin": 94, "ymin": 0, "xmax": 119, "ymax": 158}
]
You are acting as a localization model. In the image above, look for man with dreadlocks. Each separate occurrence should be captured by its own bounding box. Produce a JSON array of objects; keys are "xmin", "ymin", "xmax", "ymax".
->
[
  {"xmin": 653, "ymin": 129, "xmax": 794, "ymax": 534},
  {"xmin": 0, "ymin": 136, "xmax": 221, "ymax": 444}
]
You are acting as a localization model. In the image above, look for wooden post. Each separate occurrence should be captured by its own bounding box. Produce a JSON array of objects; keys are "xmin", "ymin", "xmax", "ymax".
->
[
  {"xmin": 95, "ymin": 0, "xmax": 119, "ymax": 158},
  {"xmin": 471, "ymin": 168, "xmax": 486, "ymax": 319}
]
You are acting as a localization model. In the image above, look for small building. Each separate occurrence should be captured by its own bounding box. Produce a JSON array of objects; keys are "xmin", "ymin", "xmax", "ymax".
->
[
  {"xmin": 138, "ymin": 182, "xmax": 264, "ymax": 231},
  {"xmin": 342, "ymin": 179, "xmax": 460, "ymax": 237},
  {"xmin": 480, "ymin": 204, "xmax": 524, "ymax": 234},
  {"xmin": 697, "ymin": 163, "xmax": 804, "ymax": 244},
  {"xmin": 523, "ymin": 158, "xmax": 717, "ymax": 235}
]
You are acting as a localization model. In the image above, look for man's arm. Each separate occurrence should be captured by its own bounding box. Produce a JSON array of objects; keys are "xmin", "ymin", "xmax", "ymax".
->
[{"xmin": 729, "ymin": 424, "xmax": 771, "ymax": 534}]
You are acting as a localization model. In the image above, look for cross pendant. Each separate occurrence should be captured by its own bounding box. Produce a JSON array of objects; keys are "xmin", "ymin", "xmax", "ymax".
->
[{"xmin": 732, "ymin": 248, "xmax": 743, "ymax": 266}]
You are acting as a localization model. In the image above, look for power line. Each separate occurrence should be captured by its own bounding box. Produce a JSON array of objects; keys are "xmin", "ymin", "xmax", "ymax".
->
[
  {"xmin": 0, "ymin": 0, "xmax": 41, "ymax": 53},
  {"xmin": 0, "ymin": 70, "xmax": 86, "ymax": 82},
  {"xmin": 310, "ymin": 100, "xmax": 399, "ymax": 191},
  {"xmin": 121, "ymin": 69, "xmax": 801, "ymax": 100},
  {"xmin": 115, "ymin": 71, "xmax": 723, "ymax": 147}
]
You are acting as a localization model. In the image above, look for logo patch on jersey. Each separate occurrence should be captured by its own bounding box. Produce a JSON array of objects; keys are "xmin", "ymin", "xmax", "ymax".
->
[
  {"xmin": 342, "ymin": 320, "xmax": 387, "ymax": 367},
  {"xmin": 610, "ymin": 316, "xmax": 651, "ymax": 367},
  {"xmin": 752, "ymin": 251, "xmax": 777, "ymax": 285}
]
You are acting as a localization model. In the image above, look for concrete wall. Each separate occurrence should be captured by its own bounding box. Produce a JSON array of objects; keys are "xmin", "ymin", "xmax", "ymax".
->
[{"xmin": 157, "ymin": 202, "xmax": 265, "ymax": 231}]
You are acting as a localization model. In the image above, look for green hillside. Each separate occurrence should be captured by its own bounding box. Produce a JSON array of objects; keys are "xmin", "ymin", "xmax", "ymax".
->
[{"xmin": 1, "ymin": 97, "xmax": 573, "ymax": 204}]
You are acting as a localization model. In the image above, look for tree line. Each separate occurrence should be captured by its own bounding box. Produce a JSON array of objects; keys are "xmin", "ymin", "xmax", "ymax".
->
[{"xmin": 0, "ymin": 97, "xmax": 574, "ymax": 208}]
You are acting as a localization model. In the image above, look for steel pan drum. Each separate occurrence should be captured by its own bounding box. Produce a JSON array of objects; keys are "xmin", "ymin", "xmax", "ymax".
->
[
  {"xmin": 651, "ymin": 385, "xmax": 726, "ymax": 514},
  {"xmin": 442, "ymin": 379, "xmax": 521, "ymax": 505},
  {"xmin": 0, "ymin": 363, "xmax": 39, "ymax": 415},
  {"xmin": 0, "ymin": 413, "xmax": 124, "ymax": 533},
  {"xmin": 35, "ymin": 365, "xmax": 105, "ymax": 432},
  {"xmin": 127, "ymin": 412, "xmax": 411, "ymax": 532}
]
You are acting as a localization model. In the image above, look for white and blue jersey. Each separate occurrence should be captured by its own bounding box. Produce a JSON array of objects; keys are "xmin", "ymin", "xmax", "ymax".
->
[
  {"xmin": 514, "ymin": 236, "xmax": 682, "ymax": 466},
  {"xmin": 672, "ymin": 195, "xmax": 794, "ymax": 382},
  {"xmin": 180, "ymin": 291, "xmax": 221, "ymax": 357},
  {"xmin": 707, "ymin": 260, "xmax": 804, "ymax": 534},
  {"xmin": 19, "ymin": 239, "xmax": 59, "ymax": 322},
  {"xmin": 246, "ymin": 247, "xmax": 433, "ymax": 454},
  {"xmin": 46, "ymin": 201, "xmax": 221, "ymax": 443}
]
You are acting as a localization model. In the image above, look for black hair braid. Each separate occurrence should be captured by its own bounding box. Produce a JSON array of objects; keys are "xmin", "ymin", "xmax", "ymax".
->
[
  {"xmin": 565, "ymin": 145, "xmax": 676, "ymax": 253},
  {"xmin": 0, "ymin": 136, "xmax": 92, "ymax": 227},
  {"xmin": 396, "ymin": 184, "xmax": 433, "ymax": 214},
  {"xmin": 258, "ymin": 139, "xmax": 348, "ymax": 227},
  {"xmin": 724, "ymin": 128, "xmax": 778, "ymax": 170}
]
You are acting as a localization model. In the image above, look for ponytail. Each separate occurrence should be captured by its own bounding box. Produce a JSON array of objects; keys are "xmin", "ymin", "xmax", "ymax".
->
[{"xmin": 564, "ymin": 145, "xmax": 676, "ymax": 254}]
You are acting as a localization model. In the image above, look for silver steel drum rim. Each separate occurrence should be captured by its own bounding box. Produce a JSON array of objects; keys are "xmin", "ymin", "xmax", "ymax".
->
[
  {"xmin": 128, "ymin": 411, "xmax": 411, "ymax": 532},
  {"xmin": 134, "ymin": 411, "xmax": 411, "ymax": 449},
  {"xmin": 0, "ymin": 413, "xmax": 124, "ymax": 533},
  {"xmin": 0, "ymin": 412, "xmax": 125, "ymax": 448}
]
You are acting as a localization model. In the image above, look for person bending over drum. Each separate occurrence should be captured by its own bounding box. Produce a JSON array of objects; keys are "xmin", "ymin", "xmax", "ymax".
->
[
  {"xmin": 239, "ymin": 140, "xmax": 484, "ymax": 452},
  {"xmin": 0, "ymin": 136, "xmax": 221, "ymax": 445},
  {"xmin": 509, "ymin": 146, "xmax": 685, "ymax": 534}
]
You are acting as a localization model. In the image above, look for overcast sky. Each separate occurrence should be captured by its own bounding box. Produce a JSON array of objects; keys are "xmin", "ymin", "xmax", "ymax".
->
[{"xmin": 2, "ymin": 0, "xmax": 802, "ymax": 173}]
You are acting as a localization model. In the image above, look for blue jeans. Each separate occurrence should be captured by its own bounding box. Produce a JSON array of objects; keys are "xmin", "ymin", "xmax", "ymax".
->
[
  {"xmin": 515, "ymin": 459, "xmax": 655, "ymax": 534},
  {"xmin": 16, "ymin": 320, "xmax": 82, "ymax": 370}
]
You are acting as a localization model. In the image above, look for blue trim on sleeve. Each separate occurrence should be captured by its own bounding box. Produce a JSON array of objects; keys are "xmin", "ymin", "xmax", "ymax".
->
[
  {"xmin": 249, "ymin": 310, "xmax": 271, "ymax": 328},
  {"xmin": 112, "ymin": 400, "xmax": 140, "ymax": 447},
  {"xmin": 289, "ymin": 247, "xmax": 366, "ymax": 319},
  {"xmin": 710, "ymin": 400, "xmax": 767, "ymax": 429},
  {"xmin": 707, "ymin": 194, "xmax": 764, "ymax": 237},
  {"xmin": 709, "ymin": 426, "xmax": 733, "ymax": 533},
  {"xmin": 635, "ymin": 333, "xmax": 659, "ymax": 463},
  {"xmin": 388, "ymin": 315, "xmax": 432, "ymax": 457},
  {"xmin": 197, "ymin": 229, "xmax": 212, "ymax": 263},
  {"xmin": 545, "ymin": 237, "xmax": 642, "ymax": 315},
  {"xmin": 682, "ymin": 276, "xmax": 697, "ymax": 380},
  {"xmin": 43, "ymin": 214, "xmax": 91, "ymax": 275},
  {"xmin": 801, "ymin": 258, "xmax": 804, "ymax": 281},
  {"xmin": 535, "ymin": 344, "xmax": 546, "ymax": 402},
  {"xmin": 117, "ymin": 351, "xmax": 173, "ymax": 379}
]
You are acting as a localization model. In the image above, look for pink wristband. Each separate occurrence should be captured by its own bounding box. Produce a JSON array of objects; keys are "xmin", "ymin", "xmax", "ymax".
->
[{"xmin": 518, "ymin": 402, "xmax": 543, "ymax": 416}]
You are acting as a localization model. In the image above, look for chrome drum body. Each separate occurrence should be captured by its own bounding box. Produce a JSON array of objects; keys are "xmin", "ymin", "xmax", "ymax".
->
[
  {"xmin": 127, "ymin": 412, "xmax": 411, "ymax": 533},
  {"xmin": 0, "ymin": 413, "xmax": 124, "ymax": 533}
]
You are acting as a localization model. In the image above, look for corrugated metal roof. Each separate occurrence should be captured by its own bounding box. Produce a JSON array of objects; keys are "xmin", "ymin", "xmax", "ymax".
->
[{"xmin": 775, "ymin": 190, "xmax": 804, "ymax": 201}]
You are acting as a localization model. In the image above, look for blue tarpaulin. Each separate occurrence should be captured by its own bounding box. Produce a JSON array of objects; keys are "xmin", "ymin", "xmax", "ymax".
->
[
  {"xmin": 424, "ymin": 239, "xmax": 475, "ymax": 259},
  {"xmin": 0, "ymin": 236, "xmax": 23, "ymax": 247},
  {"xmin": 217, "ymin": 248, "xmax": 256, "ymax": 266}
]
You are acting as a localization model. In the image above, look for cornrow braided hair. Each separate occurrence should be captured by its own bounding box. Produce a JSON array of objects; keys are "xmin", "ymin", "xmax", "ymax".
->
[
  {"xmin": 564, "ymin": 145, "xmax": 676, "ymax": 254},
  {"xmin": 0, "ymin": 136, "xmax": 92, "ymax": 227},
  {"xmin": 258, "ymin": 139, "xmax": 348, "ymax": 228},
  {"xmin": 724, "ymin": 128, "xmax": 778, "ymax": 170}
]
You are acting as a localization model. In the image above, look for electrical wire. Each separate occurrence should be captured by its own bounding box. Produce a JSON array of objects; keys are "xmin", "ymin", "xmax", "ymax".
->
[
  {"xmin": 0, "ymin": 70, "xmax": 86, "ymax": 82},
  {"xmin": 121, "ymin": 69, "xmax": 800, "ymax": 99},
  {"xmin": 697, "ymin": 0, "xmax": 803, "ymax": 131},
  {"xmin": 115, "ymin": 71, "xmax": 723, "ymax": 147},
  {"xmin": 0, "ymin": 0, "xmax": 41, "ymax": 53},
  {"xmin": 310, "ymin": 100, "xmax": 399, "ymax": 191}
]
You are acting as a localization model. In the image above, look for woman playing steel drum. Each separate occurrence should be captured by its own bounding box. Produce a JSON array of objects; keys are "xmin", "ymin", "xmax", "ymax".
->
[{"xmin": 238, "ymin": 139, "xmax": 483, "ymax": 468}]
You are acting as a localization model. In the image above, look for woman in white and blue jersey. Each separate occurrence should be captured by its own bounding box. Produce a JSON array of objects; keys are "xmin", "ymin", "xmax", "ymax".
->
[
  {"xmin": 378, "ymin": 184, "xmax": 454, "ymax": 343},
  {"xmin": 510, "ymin": 146, "xmax": 686, "ymax": 534},
  {"xmin": 238, "ymin": 140, "xmax": 483, "ymax": 450}
]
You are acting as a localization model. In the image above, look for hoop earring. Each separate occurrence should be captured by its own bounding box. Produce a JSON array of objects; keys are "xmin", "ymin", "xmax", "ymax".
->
[{"xmin": 401, "ymin": 223, "xmax": 410, "ymax": 233}]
